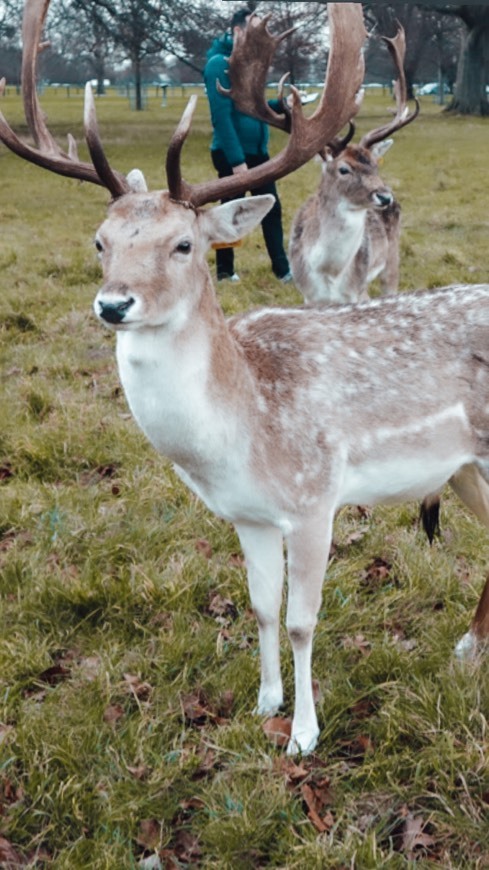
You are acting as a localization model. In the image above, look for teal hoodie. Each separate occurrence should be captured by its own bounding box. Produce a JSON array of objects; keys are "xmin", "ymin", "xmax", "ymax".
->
[{"xmin": 204, "ymin": 33, "xmax": 279, "ymax": 167}]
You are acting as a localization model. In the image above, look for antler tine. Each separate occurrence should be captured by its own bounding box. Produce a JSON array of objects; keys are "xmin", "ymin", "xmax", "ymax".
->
[
  {"xmin": 360, "ymin": 25, "xmax": 420, "ymax": 149},
  {"xmin": 84, "ymin": 84, "xmax": 130, "ymax": 198},
  {"xmin": 326, "ymin": 121, "xmax": 356, "ymax": 158},
  {"xmin": 178, "ymin": 3, "xmax": 366, "ymax": 208},
  {"xmin": 22, "ymin": 0, "xmax": 58, "ymax": 154},
  {"xmin": 165, "ymin": 94, "xmax": 198, "ymax": 204},
  {"xmin": 218, "ymin": 12, "xmax": 296, "ymax": 132},
  {"xmin": 0, "ymin": 0, "xmax": 129, "ymax": 196}
]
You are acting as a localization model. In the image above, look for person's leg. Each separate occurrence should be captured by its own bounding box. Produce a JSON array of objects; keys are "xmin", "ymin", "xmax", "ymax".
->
[
  {"xmin": 211, "ymin": 149, "xmax": 237, "ymax": 280},
  {"xmin": 246, "ymin": 153, "xmax": 290, "ymax": 280}
]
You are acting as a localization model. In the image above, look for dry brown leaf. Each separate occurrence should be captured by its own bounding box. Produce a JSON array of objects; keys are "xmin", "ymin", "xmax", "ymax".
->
[
  {"xmin": 360, "ymin": 557, "xmax": 394, "ymax": 591},
  {"xmin": 301, "ymin": 782, "xmax": 334, "ymax": 833},
  {"xmin": 136, "ymin": 819, "xmax": 161, "ymax": 851},
  {"xmin": 181, "ymin": 689, "xmax": 212, "ymax": 725},
  {"xmin": 205, "ymin": 592, "xmax": 238, "ymax": 623},
  {"xmin": 342, "ymin": 634, "xmax": 371, "ymax": 655},
  {"xmin": 195, "ymin": 539, "xmax": 213, "ymax": 559},
  {"xmin": 0, "ymin": 836, "xmax": 25, "ymax": 866},
  {"xmin": 124, "ymin": 673, "xmax": 153, "ymax": 701},
  {"xmin": 275, "ymin": 756, "xmax": 310, "ymax": 783},
  {"xmin": 262, "ymin": 717, "xmax": 292, "ymax": 747},
  {"xmin": 401, "ymin": 813, "xmax": 436, "ymax": 857},
  {"xmin": 127, "ymin": 764, "xmax": 150, "ymax": 780},
  {"xmin": 103, "ymin": 704, "xmax": 125, "ymax": 727}
]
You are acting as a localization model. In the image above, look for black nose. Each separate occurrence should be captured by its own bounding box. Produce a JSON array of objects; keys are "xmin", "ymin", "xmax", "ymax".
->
[
  {"xmin": 374, "ymin": 191, "xmax": 393, "ymax": 208},
  {"xmin": 98, "ymin": 297, "xmax": 135, "ymax": 324}
]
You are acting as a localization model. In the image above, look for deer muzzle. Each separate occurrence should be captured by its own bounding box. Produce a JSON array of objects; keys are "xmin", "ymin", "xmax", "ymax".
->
[
  {"xmin": 97, "ymin": 297, "xmax": 135, "ymax": 325},
  {"xmin": 372, "ymin": 190, "xmax": 394, "ymax": 209}
]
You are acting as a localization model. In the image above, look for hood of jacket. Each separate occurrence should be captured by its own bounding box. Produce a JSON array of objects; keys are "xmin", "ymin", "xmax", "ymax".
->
[{"xmin": 206, "ymin": 33, "xmax": 233, "ymax": 62}]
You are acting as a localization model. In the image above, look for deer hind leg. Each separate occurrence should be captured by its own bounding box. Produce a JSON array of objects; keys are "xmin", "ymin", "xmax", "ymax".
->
[
  {"xmin": 235, "ymin": 522, "xmax": 285, "ymax": 715},
  {"xmin": 419, "ymin": 491, "xmax": 442, "ymax": 544},
  {"xmin": 449, "ymin": 463, "xmax": 489, "ymax": 659},
  {"xmin": 285, "ymin": 510, "xmax": 334, "ymax": 755}
]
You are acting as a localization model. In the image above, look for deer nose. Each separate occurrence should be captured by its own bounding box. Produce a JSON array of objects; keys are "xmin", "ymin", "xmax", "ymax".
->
[
  {"xmin": 373, "ymin": 191, "xmax": 393, "ymax": 208},
  {"xmin": 97, "ymin": 297, "xmax": 135, "ymax": 324}
]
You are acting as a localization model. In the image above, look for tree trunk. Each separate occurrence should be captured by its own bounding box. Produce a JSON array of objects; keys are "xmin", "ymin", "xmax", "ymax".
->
[
  {"xmin": 134, "ymin": 55, "xmax": 143, "ymax": 111},
  {"xmin": 445, "ymin": 21, "xmax": 489, "ymax": 115}
]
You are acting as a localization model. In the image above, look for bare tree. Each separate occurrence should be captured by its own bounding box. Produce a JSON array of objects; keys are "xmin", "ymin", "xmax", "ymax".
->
[
  {"xmin": 363, "ymin": 3, "xmax": 461, "ymax": 99},
  {"xmin": 435, "ymin": 5, "xmax": 489, "ymax": 115}
]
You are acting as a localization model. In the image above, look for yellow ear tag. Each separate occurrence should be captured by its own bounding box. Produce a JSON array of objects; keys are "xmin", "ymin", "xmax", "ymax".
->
[{"xmin": 211, "ymin": 239, "xmax": 243, "ymax": 250}]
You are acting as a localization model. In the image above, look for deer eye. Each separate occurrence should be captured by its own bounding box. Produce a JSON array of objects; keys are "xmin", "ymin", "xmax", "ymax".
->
[
  {"xmin": 338, "ymin": 164, "xmax": 351, "ymax": 176},
  {"xmin": 175, "ymin": 240, "xmax": 192, "ymax": 254}
]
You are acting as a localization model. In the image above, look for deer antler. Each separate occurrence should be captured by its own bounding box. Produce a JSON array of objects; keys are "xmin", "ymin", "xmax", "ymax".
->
[
  {"xmin": 217, "ymin": 13, "xmax": 295, "ymax": 132},
  {"xmin": 0, "ymin": 0, "xmax": 129, "ymax": 197},
  {"xmin": 166, "ymin": 3, "xmax": 367, "ymax": 207},
  {"xmin": 359, "ymin": 25, "xmax": 419, "ymax": 149}
]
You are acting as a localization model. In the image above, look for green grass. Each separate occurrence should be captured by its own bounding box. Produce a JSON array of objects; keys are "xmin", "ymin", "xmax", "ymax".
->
[{"xmin": 1, "ymin": 86, "xmax": 489, "ymax": 868}]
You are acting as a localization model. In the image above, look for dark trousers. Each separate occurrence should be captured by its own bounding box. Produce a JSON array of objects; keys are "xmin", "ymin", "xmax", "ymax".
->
[{"xmin": 211, "ymin": 149, "xmax": 290, "ymax": 280}]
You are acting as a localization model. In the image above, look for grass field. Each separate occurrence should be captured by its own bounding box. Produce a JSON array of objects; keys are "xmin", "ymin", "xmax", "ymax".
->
[{"xmin": 1, "ymin": 86, "xmax": 489, "ymax": 868}]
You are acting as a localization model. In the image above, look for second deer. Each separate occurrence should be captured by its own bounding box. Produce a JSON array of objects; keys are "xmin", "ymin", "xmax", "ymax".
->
[{"xmin": 289, "ymin": 27, "xmax": 419, "ymax": 304}]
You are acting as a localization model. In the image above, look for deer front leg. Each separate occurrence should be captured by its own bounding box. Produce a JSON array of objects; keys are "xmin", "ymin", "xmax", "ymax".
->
[
  {"xmin": 285, "ymin": 510, "xmax": 334, "ymax": 755},
  {"xmin": 235, "ymin": 522, "xmax": 285, "ymax": 715}
]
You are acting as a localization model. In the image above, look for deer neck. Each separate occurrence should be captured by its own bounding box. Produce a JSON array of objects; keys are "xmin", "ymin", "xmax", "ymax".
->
[
  {"xmin": 114, "ymin": 276, "xmax": 252, "ymax": 473},
  {"xmin": 317, "ymin": 185, "xmax": 367, "ymax": 262}
]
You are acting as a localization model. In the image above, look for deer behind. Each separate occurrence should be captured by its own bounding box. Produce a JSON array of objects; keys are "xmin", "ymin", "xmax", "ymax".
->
[
  {"xmin": 289, "ymin": 27, "xmax": 418, "ymax": 305},
  {"xmin": 289, "ymin": 137, "xmax": 400, "ymax": 303}
]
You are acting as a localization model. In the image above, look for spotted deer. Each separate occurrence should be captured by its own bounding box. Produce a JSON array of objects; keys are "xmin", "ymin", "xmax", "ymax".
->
[
  {"xmin": 287, "ymin": 27, "xmax": 419, "ymax": 305},
  {"xmin": 2, "ymin": 0, "xmax": 489, "ymax": 756}
]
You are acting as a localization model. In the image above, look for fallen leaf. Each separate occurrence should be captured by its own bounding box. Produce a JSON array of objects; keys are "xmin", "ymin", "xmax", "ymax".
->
[
  {"xmin": 124, "ymin": 673, "xmax": 153, "ymax": 701},
  {"xmin": 195, "ymin": 539, "xmax": 212, "ymax": 559},
  {"xmin": 262, "ymin": 717, "xmax": 292, "ymax": 747},
  {"xmin": 181, "ymin": 689, "xmax": 214, "ymax": 725},
  {"xmin": 344, "ymin": 528, "xmax": 369, "ymax": 546},
  {"xmin": 401, "ymin": 813, "xmax": 436, "ymax": 858},
  {"xmin": 103, "ymin": 704, "xmax": 125, "ymax": 727},
  {"xmin": 136, "ymin": 819, "xmax": 161, "ymax": 851},
  {"xmin": 342, "ymin": 634, "xmax": 371, "ymax": 656},
  {"xmin": 172, "ymin": 829, "xmax": 202, "ymax": 862},
  {"xmin": 0, "ymin": 836, "xmax": 25, "ymax": 866},
  {"xmin": 205, "ymin": 592, "xmax": 238, "ymax": 622},
  {"xmin": 360, "ymin": 557, "xmax": 394, "ymax": 592},
  {"xmin": 301, "ymin": 781, "xmax": 334, "ymax": 833},
  {"xmin": 127, "ymin": 764, "xmax": 150, "ymax": 780}
]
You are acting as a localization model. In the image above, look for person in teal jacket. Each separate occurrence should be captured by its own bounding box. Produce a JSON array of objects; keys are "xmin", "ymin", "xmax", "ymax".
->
[{"xmin": 203, "ymin": 8, "xmax": 292, "ymax": 284}]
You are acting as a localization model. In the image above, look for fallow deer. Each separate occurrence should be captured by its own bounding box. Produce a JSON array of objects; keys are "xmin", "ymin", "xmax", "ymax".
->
[
  {"xmin": 2, "ymin": 0, "xmax": 489, "ymax": 756},
  {"xmin": 288, "ymin": 28, "xmax": 419, "ymax": 305}
]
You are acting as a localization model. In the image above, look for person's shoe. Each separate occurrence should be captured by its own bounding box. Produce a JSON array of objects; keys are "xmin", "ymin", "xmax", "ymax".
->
[
  {"xmin": 217, "ymin": 273, "xmax": 240, "ymax": 283},
  {"xmin": 279, "ymin": 271, "xmax": 293, "ymax": 284}
]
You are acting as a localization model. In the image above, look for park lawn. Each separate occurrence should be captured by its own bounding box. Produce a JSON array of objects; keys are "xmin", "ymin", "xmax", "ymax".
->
[{"xmin": 1, "ymin": 87, "xmax": 489, "ymax": 868}]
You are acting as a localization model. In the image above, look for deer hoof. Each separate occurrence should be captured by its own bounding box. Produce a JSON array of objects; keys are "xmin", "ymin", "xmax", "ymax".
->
[{"xmin": 286, "ymin": 726, "xmax": 320, "ymax": 756}]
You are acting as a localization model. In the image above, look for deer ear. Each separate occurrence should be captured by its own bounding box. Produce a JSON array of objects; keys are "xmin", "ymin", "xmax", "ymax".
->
[
  {"xmin": 371, "ymin": 139, "xmax": 394, "ymax": 160},
  {"xmin": 200, "ymin": 195, "xmax": 275, "ymax": 246}
]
